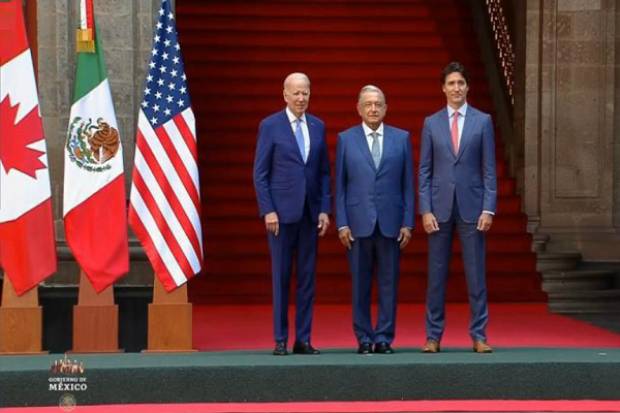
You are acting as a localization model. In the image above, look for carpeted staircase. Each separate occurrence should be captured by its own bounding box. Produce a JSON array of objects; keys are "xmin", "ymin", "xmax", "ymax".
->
[{"xmin": 176, "ymin": 0, "xmax": 545, "ymax": 304}]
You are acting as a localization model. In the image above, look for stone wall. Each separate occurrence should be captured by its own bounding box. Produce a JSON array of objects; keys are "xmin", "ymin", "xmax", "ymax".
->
[{"xmin": 523, "ymin": 0, "xmax": 620, "ymax": 260}]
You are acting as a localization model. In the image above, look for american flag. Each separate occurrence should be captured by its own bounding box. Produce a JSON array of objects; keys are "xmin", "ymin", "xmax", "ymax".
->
[{"xmin": 129, "ymin": 0, "xmax": 203, "ymax": 291}]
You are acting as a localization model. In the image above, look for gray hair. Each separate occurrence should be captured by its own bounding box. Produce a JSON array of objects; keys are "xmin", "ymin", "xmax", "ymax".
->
[
  {"xmin": 283, "ymin": 72, "xmax": 311, "ymax": 89},
  {"xmin": 358, "ymin": 85, "xmax": 386, "ymax": 104}
]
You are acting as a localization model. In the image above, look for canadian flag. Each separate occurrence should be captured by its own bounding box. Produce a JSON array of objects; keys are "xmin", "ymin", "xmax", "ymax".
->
[{"xmin": 0, "ymin": 0, "xmax": 57, "ymax": 295}]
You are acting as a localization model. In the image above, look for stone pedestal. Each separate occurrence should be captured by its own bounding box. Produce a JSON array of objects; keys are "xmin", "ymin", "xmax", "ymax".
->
[
  {"xmin": 0, "ymin": 277, "xmax": 45, "ymax": 354},
  {"xmin": 72, "ymin": 272, "xmax": 120, "ymax": 353},
  {"xmin": 146, "ymin": 277, "xmax": 194, "ymax": 352}
]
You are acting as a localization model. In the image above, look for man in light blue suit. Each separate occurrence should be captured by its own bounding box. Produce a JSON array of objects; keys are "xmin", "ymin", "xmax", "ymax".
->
[
  {"xmin": 253, "ymin": 73, "xmax": 331, "ymax": 356},
  {"xmin": 418, "ymin": 62, "xmax": 497, "ymax": 354},
  {"xmin": 336, "ymin": 85, "xmax": 414, "ymax": 355}
]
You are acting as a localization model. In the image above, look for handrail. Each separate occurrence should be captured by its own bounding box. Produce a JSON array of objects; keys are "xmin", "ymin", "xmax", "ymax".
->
[{"xmin": 485, "ymin": 0, "xmax": 515, "ymax": 104}]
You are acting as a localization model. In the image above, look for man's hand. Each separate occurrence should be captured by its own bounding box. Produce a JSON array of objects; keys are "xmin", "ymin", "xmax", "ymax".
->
[
  {"xmin": 477, "ymin": 212, "xmax": 493, "ymax": 232},
  {"xmin": 317, "ymin": 213, "xmax": 330, "ymax": 237},
  {"xmin": 264, "ymin": 212, "xmax": 279, "ymax": 236},
  {"xmin": 338, "ymin": 227, "xmax": 355, "ymax": 250},
  {"xmin": 422, "ymin": 212, "xmax": 439, "ymax": 234},
  {"xmin": 397, "ymin": 227, "xmax": 412, "ymax": 249}
]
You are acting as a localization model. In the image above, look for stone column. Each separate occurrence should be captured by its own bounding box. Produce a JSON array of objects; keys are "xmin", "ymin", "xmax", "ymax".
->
[
  {"xmin": 614, "ymin": 1, "xmax": 620, "ymax": 230},
  {"xmin": 524, "ymin": 0, "xmax": 620, "ymax": 259},
  {"xmin": 523, "ymin": 0, "xmax": 543, "ymax": 232}
]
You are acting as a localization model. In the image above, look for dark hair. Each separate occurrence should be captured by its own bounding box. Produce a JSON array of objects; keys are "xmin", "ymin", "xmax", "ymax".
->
[{"xmin": 441, "ymin": 61, "xmax": 469, "ymax": 85}]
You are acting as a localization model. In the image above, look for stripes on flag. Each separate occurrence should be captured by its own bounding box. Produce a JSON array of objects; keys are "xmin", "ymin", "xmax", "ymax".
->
[
  {"xmin": 130, "ymin": 109, "xmax": 202, "ymax": 290},
  {"xmin": 129, "ymin": 0, "xmax": 202, "ymax": 291}
]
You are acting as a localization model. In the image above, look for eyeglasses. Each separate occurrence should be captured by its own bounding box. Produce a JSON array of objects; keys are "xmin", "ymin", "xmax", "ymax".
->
[{"xmin": 361, "ymin": 101, "xmax": 385, "ymax": 109}]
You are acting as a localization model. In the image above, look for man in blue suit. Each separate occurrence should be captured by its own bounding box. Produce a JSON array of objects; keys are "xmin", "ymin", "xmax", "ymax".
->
[
  {"xmin": 418, "ymin": 62, "xmax": 497, "ymax": 354},
  {"xmin": 253, "ymin": 73, "xmax": 331, "ymax": 356},
  {"xmin": 336, "ymin": 85, "xmax": 414, "ymax": 354}
]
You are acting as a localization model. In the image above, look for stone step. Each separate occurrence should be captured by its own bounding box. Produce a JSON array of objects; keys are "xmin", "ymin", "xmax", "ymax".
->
[
  {"xmin": 536, "ymin": 252, "xmax": 581, "ymax": 272},
  {"xmin": 547, "ymin": 289, "xmax": 620, "ymax": 314},
  {"xmin": 531, "ymin": 233, "xmax": 549, "ymax": 253},
  {"xmin": 569, "ymin": 314, "xmax": 620, "ymax": 333},
  {"xmin": 542, "ymin": 269, "xmax": 617, "ymax": 292}
]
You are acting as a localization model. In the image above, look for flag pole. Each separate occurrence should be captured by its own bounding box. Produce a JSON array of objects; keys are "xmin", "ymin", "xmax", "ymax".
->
[
  {"xmin": 0, "ymin": 276, "xmax": 46, "ymax": 354},
  {"xmin": 71, "ymin": 270, "xmax": 120, "ymax": 353},
  {"xmin": 145, "ymin": 276, "xmax": 194, "ymax": 352},
  {"xmin": 130, "ymin": 0, "xmax": 199, "ymax": 353},
  {"xmin": 65, "ymin": 0, "xmax": 127, "ymax": 353}
]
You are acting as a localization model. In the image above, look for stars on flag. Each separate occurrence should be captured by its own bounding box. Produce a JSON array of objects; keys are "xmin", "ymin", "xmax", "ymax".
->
[{"xmin": 140, "ymin": 2, "xmax": 190, "ymax": 126}]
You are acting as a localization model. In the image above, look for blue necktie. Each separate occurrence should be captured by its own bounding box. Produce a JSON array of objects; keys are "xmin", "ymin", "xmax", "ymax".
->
[{"xmin": 295, "ymin": 118, "xmax": 306, "ymax": 162}]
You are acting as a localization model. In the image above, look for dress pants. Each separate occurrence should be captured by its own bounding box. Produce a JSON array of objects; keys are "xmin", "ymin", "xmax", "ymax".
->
[
  {"xmin": 425, "ymin": 200, "xmax": 489, "ymax": 341},
  {"xmin": 348, "ymin": 225, "xmax": 400, "ymax": 345},
  {"xmin": 267, "ymin": 203, "xmax": 317, "ymax": 344}
]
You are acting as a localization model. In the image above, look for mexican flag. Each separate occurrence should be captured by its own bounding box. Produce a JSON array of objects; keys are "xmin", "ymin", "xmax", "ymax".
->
[
  {"xmin": 63, "ymin": 0, "xmax": 128, "ymax": 292},
  {"xmin": 0, "ymin": 0, "xmax": 57, "ymax": 295}
]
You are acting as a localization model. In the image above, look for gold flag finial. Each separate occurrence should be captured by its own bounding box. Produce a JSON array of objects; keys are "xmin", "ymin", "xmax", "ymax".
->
[{"xmin": 76, "ymin": 28, "xmax": 95, "ymax": 53}]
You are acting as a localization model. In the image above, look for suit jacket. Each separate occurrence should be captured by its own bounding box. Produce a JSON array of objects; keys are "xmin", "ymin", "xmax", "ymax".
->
[
  {"xmin": 335, "ymin": 124, "xmax": 414, "ymax": 238},
  {"xmin": 253, "ymin": 110, "xmax": 331, "ymax": 224},
  {"xmin": 418, "ymin": 105, "xmax": 497, "ymax": 223}
]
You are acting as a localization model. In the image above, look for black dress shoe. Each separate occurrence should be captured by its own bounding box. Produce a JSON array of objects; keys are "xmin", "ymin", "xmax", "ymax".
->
[
  {"xmin": 374, "ymin": 342, "xmax": 394, "ymax": 354},
  {"xmin": 273, "ymin": 342, "xmax": 288, "ymax": 356},
  {"xmin": 357, "ymin": 342, "xmax": 373, "ymax": 354},
  {"xmin": 293, "ymin": 341, "xmax": 320, "ymax": 355}
]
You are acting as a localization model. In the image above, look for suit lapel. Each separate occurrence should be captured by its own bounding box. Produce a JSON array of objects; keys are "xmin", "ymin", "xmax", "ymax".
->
[
  {"xmin": 438, "ymin": 109, "xmax": 456, "ymax": 159},
  {"xmin": 456, "ymin": 107, "xmax": 476, "ymax": 162},
  {"xmin": 280, "ymin": 110, "xmax": 304, "ymax": 164},
  {"xmin": 377, "ymin": 127, "xmax": 392, "ymax": 173},
  {"xmin": 307, "ymin": 117, "xmax": 318, "ymax": 163},
  {"xmin": 354, "ymin": 125, "xmax": 376, "ymax": 171}
]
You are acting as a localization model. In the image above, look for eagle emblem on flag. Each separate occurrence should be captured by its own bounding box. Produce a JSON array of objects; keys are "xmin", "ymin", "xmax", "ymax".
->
[{"xmin": 66, "ymin": 117, "xmax": 120, "ymax": 172}]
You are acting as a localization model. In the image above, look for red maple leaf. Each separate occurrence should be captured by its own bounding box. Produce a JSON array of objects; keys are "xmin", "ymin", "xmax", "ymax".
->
[{"xmin": 0, "ymin": 96, "xmax": 46, "ymax": 178}]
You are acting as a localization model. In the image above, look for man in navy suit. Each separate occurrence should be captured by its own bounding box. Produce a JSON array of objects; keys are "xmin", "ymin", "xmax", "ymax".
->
[
  {"xmin": 253, "ymin": 73, "xmax": 331, "ymax": 356},
  {"xmin": 336, "ymin": 85, "xmax": 414, "ymax": 354},
  {"xmin": 418, "ymin": 62, "xmax": 497, "ymax": 354}
]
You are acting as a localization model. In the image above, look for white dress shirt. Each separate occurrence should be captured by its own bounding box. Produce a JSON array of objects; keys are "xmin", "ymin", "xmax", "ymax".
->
[
  {"xmin": 362, "ymin": 122, "xmax": 384, "ymax": 155},
  {"xmin": 286, "ymin": 107, "xmax": 310, "ymax": 161}
]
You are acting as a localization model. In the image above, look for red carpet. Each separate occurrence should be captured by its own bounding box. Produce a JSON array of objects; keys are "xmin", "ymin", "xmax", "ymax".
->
[
  {"xmin": 4, "ymin": 400, "xmax": 620, "ymax": 412},
  {"xmin": 176, "ymin": 0, "xmax": 546, "ymax": 305},
  {"xmin": 193, "ymin": 303, "xmax": 620, "ymax": 351}
]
